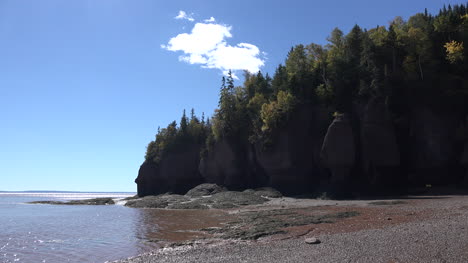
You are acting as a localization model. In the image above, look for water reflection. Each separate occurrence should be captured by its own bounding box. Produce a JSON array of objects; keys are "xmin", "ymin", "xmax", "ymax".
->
[{"xmin": 132, "ymin": 208, "xmax": 231, "ymax": 246}]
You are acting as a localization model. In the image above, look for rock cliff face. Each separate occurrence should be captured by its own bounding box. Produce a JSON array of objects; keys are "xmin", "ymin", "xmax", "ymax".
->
[
  {"xmin": 135, "ymin": 101, "xmax": 467, "ymax": 196},
  {"xmin": 255, "ymin": 105, "xmax": 330, "ymax": 194},
  {"xmin": 360, "ymin": 98, "xmax": 400, "ymax": 187},
  {"xmin": 199, "ymin": 139, "xmax": 266, "ymax": 190},
  {"xmin": 407, "ymin": 108, "xmax": 460, "ymax": 185},
  {"xmin": 135, "ymin": 143, "xmax": 203, "ymax": 196}
]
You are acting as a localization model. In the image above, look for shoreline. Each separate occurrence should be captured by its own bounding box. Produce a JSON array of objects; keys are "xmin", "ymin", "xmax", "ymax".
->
[{"xmin": 113, "ymin": 194, "xmax": 468, "ymax": 263}]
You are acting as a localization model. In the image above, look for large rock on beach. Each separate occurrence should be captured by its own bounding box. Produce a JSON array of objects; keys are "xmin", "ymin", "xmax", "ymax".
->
[
  {"xmin": 321, "ymin": 113, "xmax": 355, "ymax": 185},
  {"xmin": 185, "ymin": 183, "xmax": 227, "ymax": 197},
  {"xmin": 124, "ymin": 185, "xmax": 273, "ymax": 210}
]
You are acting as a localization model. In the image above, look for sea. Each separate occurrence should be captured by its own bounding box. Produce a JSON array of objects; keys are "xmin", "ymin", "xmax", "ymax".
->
[{"xmin": 0, "ymin": 192, "xmax": 162, "ymax": 263}]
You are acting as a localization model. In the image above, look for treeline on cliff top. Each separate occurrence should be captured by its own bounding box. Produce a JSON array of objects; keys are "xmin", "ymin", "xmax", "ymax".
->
[{"xmin": 145, "ymin": 4, "xmax": 468, "ymax": 166}]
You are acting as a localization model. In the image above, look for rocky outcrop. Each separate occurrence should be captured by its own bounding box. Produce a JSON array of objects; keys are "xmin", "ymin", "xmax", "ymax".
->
[
  {"xmin": 125, "ymin": 184, "xmax": 278, "ymax": 209},
  {"xmin": 360, "ymin": 98, "xmax": 400, "ymax": 186},
  {"xmin": 321, "ymin": 113, "xmax": 355, "ymax": 185},
  {"xmin": 199, "ymin": 139, "xmax": 266, "ymax": 190},
  {"xmin": 135, "ymin": 143, "xmax": 203, "ymax": 197},
  {"xmin": 29, "ymin": 198, "xmax": 115, "ymax": 205},
  {"xmin": 135, "ymin": 161, "xmax": 159, "ymax": 197},
  {"xmin": 407, "ymin": 108, "xmax": 460, "ymax": 185},
  {"xmin": 185, "ymin": 183, "xmax": 227, "ymax": 197},
  {"xmin": 255, "ymin": 105, "xmax": 330, "ymax": 194}
]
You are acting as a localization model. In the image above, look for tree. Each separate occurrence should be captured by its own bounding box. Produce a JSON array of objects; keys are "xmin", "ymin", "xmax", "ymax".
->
[
  {"xmin": 180, "ymin": 109, "xmax": 188, "ymax": 134},
  {"xmin": 444, "ymin": 40, "xmax": 464, "ymax": 63},
  {"xmin": 403, "ymin": 27, "xmax": 431, "ymax": 80}
]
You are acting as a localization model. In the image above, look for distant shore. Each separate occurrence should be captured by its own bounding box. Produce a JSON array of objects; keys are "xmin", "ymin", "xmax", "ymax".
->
[{"xmin": 114, "ymin": 194, "xmax": 468, "ymax": 263}]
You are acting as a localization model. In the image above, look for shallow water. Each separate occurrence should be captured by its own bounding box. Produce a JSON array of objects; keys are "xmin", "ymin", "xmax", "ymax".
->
[
  {"xmin": 0, "ymin": 192, "xmax": 229, "ymax": 263},
  {"xmin": 0, "ymin": 192, "xmax": 154, "ymax": 263}
]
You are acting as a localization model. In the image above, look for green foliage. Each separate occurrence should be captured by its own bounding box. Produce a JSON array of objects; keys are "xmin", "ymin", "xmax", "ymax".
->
[
  {"xmin": 260, "ymin": 91, "xmax": 296, "ymax": 133},
  {"xmin": 145, "ymin": 4, "xmax": 468, "ymax": 162},
  {"xmin": 144, "ymin": 110, "xmax": 209, "ymax": 164},
  {"xmin": 444, "ymin": 40, "xmax": 464, "ymax": 63}
]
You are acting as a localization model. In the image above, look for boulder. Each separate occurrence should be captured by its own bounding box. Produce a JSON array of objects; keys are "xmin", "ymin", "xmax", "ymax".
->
[
  {"xmin": 321, "ymin": 113, "xmax": 355, "ymax": 184},
  {"xmin": 135, "ymin": 143, "xmax": 204, "ymax": 197},
  {"xmin": 360, "ymin": 98, "xmax": 400, "ymax": 186},
  {"xmin": 185, "ymin": 183, "xmax": 227, "ymax": 197},
  {"xmin": 255, "ymin": 105, "xmax": 331, "ymax": 194}
]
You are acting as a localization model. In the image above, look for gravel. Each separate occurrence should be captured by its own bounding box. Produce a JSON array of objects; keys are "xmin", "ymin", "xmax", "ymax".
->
[{"xmin": 114, "ymin": 195, "xmax": 468, "ymax": 263}]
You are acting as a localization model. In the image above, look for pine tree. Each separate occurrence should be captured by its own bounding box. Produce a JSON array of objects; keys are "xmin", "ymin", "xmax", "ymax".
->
[{"xmin": 180, "ymin": 109, "xmax": 188, "ymax": 134}]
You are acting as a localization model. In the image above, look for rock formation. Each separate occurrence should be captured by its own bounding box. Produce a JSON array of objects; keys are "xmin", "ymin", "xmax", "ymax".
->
[
  {"xmin": 135, "ymin": 143, "xmax": 203, "ymax": 196},
  {"xmin": 360, "ymin": 98, "xmax": 400, "ymax": 187},
  {"xmin": 199, "ymin": 139, "xmax": 266, "ymax": 190},
  {"xmin": 255, "ymin": 105, "xmax": 330, "ymax": 194},
  {"xmin": 407, "ymin": 108, "xmax": 460, "ymax": 185},
  {"xmin": 320, "ymin": 113, "xmax": 355, "ymax": 185},
  {"xmin": 135, "ymin": 104, "xmax": 468, "ymax": 196}
]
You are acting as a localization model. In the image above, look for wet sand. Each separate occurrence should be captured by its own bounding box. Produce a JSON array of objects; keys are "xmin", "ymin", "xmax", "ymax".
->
[{"xmin": 114, "ymin": 195, "xmax": 468, "ymax": 263}]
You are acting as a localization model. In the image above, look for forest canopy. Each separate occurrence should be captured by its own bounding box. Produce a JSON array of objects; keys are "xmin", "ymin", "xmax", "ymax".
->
[{"xmin": 145, "ymin": 4, "xmax": 468, "ymax": 165}]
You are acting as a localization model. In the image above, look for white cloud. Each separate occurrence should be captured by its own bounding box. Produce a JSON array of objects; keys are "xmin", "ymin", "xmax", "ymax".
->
[
  {"xmin": 162, "ymin": 21, "xmax": 265, "ymax": 76},
  {"xmin": 174, "ymin": 10, "xmax": 194, "ymax": 22},
  {"xmin": 204, "ymin": 17, "xmax": 216, "ymax": 23}
]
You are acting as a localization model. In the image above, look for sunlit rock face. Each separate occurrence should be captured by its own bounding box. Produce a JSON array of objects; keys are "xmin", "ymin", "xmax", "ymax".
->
[{"xmin": 135, "ymin": 143, "xmax": 203, "ymax": 197}]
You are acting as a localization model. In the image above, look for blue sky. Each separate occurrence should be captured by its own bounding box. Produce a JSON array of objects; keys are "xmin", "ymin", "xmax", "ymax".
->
[{"xmin": 0, "ymin": 0, "xmax": 465, "ymax": 192}]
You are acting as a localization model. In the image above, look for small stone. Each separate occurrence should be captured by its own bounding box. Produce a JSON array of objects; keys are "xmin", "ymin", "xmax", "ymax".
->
[
  {"xmin": 305, "ymin": 237, "xmax": 321, "ymax": 244},
  {"xmin": 387, "ymin": 217, "xmax": 392, "ymax": 220}
]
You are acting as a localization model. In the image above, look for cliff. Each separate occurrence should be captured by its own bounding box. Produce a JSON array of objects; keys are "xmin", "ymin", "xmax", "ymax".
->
[{"xmin": 136, "ymin": 101, "xmax": 467, "ymax": 197}]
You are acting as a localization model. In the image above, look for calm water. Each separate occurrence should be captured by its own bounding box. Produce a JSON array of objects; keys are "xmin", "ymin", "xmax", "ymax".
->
[{"xmin": 0, "ymin": 192, "xmax": 162, "ymax": 263}]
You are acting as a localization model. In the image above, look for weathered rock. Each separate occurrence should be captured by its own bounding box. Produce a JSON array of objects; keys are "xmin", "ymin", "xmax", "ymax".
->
[
  {"xmin": 29, "ymin": 197, "xmax": 115, "ymax": 205},
  {"xmin": 199, "ymin": 139, "xmax": 265, "ymax": 190},
  {"xmin": 321, "ymin": 113, "xmax": 355, "ymax": 185},
  {"xmin": 361, "ymin": 98, "xmax": 400, "ymax": 186},
  {"xmin": 135, "ymin": 161, "xmax": 159, "ymax": 197},
  {"xmin": 407, "ymin": 108, "xmax": 460, "ymax": 185},
  {"xmin": 202, "ymin": 209, "xmax": 359, "ymax": 240},
  {"xmin": 305, "ymin": 237, "xmax": 321, "ymax": 244},
  {"xmin": 135, "ymin": 143, "xmax": 204, "ymax": 197},
  {"xmin": 208, "ymin": 191, "xmax": 269, "ymax": 208},
  {"xmin": 125, "ymin": 194, "xmax": 190, "ymax": 208},
  {"xmin": 255, "ymin": 105, "xmax": 331, "ymax": 194},
  {"xmin": 252, "ymin": 187, "xmax": 283, "ymax": 198},
  {"xmin": 125, "ymin": 190, "xmax": 268, "ymax": 209},
  {"xmin": 185, "ymin": 183, "xmax": 227, "ymax": 197}
]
